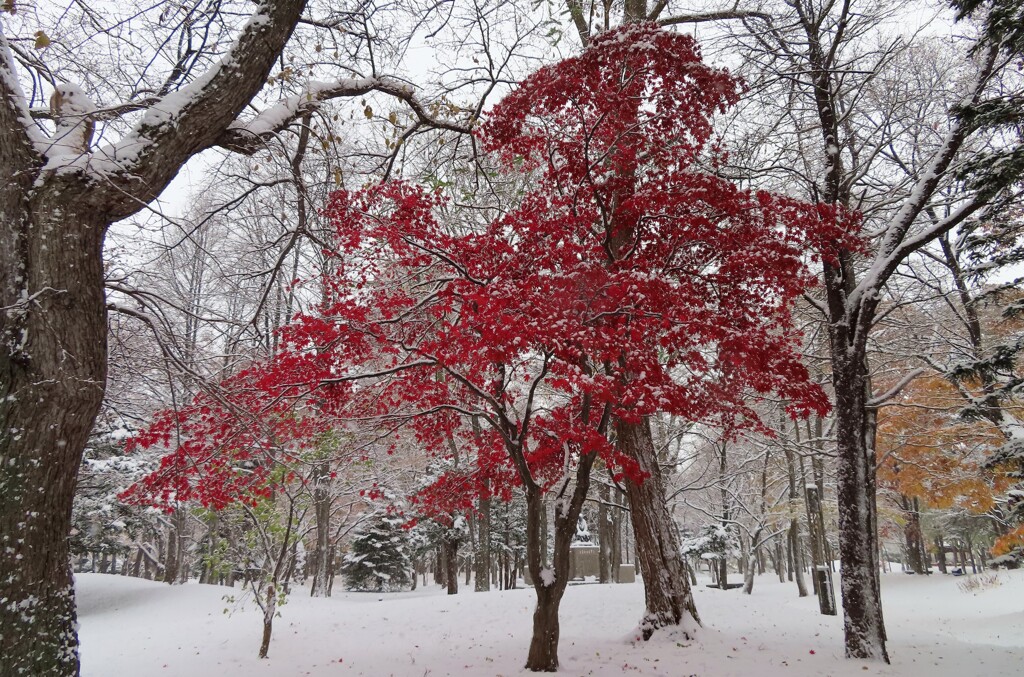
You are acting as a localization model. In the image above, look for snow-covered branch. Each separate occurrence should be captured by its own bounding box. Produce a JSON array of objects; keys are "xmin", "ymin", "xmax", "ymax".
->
[
  {"xmin": 0, "ymin": 27, "xmax": 46, "ymax": 162},
  {"xmin": 866, "ymin": 367, "xmax": 927, "ymax": 408},
  {"xmin": 657, "ymin": 8, "xmax": 772, "ymax": 26},
  {"xmin": 217, "ymin": 77, "xmax": 472, "ymax": 155},
  {"xmin": 848, "ymin": 40, "xmax": 1001, "ymax": 314}
]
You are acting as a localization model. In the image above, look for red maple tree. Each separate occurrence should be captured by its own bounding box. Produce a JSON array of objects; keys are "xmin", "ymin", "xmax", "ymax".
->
[{"xmin": 125, "ymin": 23, "xmax": 856, "ymax": 671}]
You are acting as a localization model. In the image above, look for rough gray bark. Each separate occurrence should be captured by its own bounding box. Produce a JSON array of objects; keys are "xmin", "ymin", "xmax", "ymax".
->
[{"xmin": 618, "ymin": 418, "xmax": 700, "ymax": 638}]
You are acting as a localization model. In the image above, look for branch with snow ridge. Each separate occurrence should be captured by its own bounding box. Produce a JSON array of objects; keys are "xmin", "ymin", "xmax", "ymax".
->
[{"xmin": 217, "ymin": 76, "xmax": 472, "ymax": 154}]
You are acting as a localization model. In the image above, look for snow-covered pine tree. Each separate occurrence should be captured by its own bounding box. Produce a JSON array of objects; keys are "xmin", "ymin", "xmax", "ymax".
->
[
  {"xmin": 342, "ymin": 512, "xmax": 413, "ymax": 592},
  {"xmin": 681, "ymin": 523, "xmax": 741, "ymax": 588}
]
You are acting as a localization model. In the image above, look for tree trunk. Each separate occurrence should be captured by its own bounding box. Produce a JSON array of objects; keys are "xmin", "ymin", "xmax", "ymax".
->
[
  {"xmin": 774, "ymin": 537, "xmax": 786, "ymax": 583},
  {"xmin": 527, "ymin": 589, "xmax": 561, "ymax": 671},
  {"xmin": 523, "ymin": 442, "xmax": 595, "ymax": 671},
  {"xmin": 475, "ymin": 488, "xmax": 491, "ymax": 592},
  {"xmin": 934, "ymin": 535, "xmax": 947, "ymax": 574},
  {"xmin": 327, "ymin": 545, "xmax": 337, "ymax": 595},
  {"xmin": 611, "ymin": 487, "xmax": 623, "ymax": 582},
  {"xmin": 310, "ymin": 462, "xmax": 332, "ymax": 597},
  {"xmin": 131, "ymin": 548, "xmax": 144, "ymax": 578},
  {"xmin": 444, "ymin": 537, "xmax": 459, "ymax": 595},
  {"xmin": 163, "ymin": 509, "xmax": 184, "ymax": 584},
  {"xmin": 0, "ymin": 2, "xmax": 327, "ymax": 672},
  {"xmin": 435, "ymin": 546, "xmax": 446, "ymax": 587},
  {"xmin": 0, "ymin": 199, "xmax": 108, "ymax": 677},
  {"xmin": 598, "ymin": 482, "xmax": 611, "ymax": 583},
  {"xmin": 258, "ymin": 584, "xmax": 276, "ymax": 659},
  {"xmin": 200, "ymin": 511, "xmax": 219, "ymax": 585},
  {"xmin": 618, "ymin": 418, "xmax": 700, "ymax": 638},
  {"xmin": 743, "ymin": 528, "xmax": 763, "ymax": 594},
  {"xmin": 784, "ymin": 429, "xmax": 809, "ymax": 597},
  {"xmin": 524, "ymin": 485, "xmax": 565, "ymax": 672},
  {"xmin": 830, "ymin": 348, "xmax": 889, "ymax": 661},
  {"xmin": 900, "ymin": 496, "xmax": 925, "ymax": 574},
  {"xmin": 966, "ymin": 534, "xmax": 978, "ymax": 573}
]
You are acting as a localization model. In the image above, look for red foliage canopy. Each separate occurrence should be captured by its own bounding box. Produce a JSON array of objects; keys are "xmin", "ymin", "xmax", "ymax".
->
[{"xmin": 124, "ymin": 24, "xmax": 856, "ymax": 514}]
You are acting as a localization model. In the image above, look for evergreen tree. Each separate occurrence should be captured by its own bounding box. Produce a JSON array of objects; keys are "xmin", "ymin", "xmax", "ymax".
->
[{"xmin": 342, "ymin": 512, "xmax": 413, "ymax": 592}]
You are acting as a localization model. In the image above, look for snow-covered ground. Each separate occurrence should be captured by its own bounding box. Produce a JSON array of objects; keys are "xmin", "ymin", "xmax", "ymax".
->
[{"xmin": 77, "ymin": 568, "xmax": 1023, "ymax": 676}]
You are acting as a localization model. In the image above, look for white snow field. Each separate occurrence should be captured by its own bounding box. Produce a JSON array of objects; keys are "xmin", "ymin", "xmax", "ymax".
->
[{"xmin": 77, "ymin": 568, "xmax": 1023, "ymax": 676}]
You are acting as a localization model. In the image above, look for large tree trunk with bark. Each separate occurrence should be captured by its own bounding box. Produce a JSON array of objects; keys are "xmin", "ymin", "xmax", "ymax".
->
[
  {"xmin": 830, "ymin": 344, "xmax": 889, "ymax": 662},
  {"xmin": 617, "ymin": 418, "xmax": 700, "ymax": 639},
  {"xmin": 0, "ymin": 195, "xmax": 108, "ymax": 677},
  {"xmin": 524, "ymin": 486, "xmax": 566, "ymax": 672}
]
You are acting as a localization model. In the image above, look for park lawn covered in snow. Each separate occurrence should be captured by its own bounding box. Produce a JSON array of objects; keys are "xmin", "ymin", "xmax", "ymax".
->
[{"xmin": 77, "ymin": 569, "xmax": 1024, "ymax": 676}]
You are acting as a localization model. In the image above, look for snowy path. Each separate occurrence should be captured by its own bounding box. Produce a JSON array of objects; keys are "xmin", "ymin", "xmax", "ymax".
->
[{"xmin": 77, "ymin": 569, "xmax": 1023, "ymax": 676}]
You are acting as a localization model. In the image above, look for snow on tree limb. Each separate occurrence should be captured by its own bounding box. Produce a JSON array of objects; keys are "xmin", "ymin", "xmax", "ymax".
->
[
  {"xmin": 218, "ymin": 77, "xmax": 472, "ymax": 155},
  {"xmin": 6, "ymin": 0, "xmax": 471, "ymax": 223},
  {"xmin": 9, "ymin": 0, "xmax": 310, "ymax": 222},
  {"xmin": 0, "ymin": 26, "xmax": 47, "ymax": 160},
  {"xmin": 866, "ymin": 367, "xmax": 928, "ymax": 408},
  {"xmin": 848, "ymin": 40, "xmax": 1002, "ymax": 317}
]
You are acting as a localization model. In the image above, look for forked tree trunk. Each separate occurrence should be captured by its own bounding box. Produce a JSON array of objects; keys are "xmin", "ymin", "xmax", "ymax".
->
[
  {"xmin": 617, "ymin": 418, "xmax": 700, "ymax": 638},
  {"xmin": 524, "ymin": 486, "xmax": 566, "ymax": 672}
]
